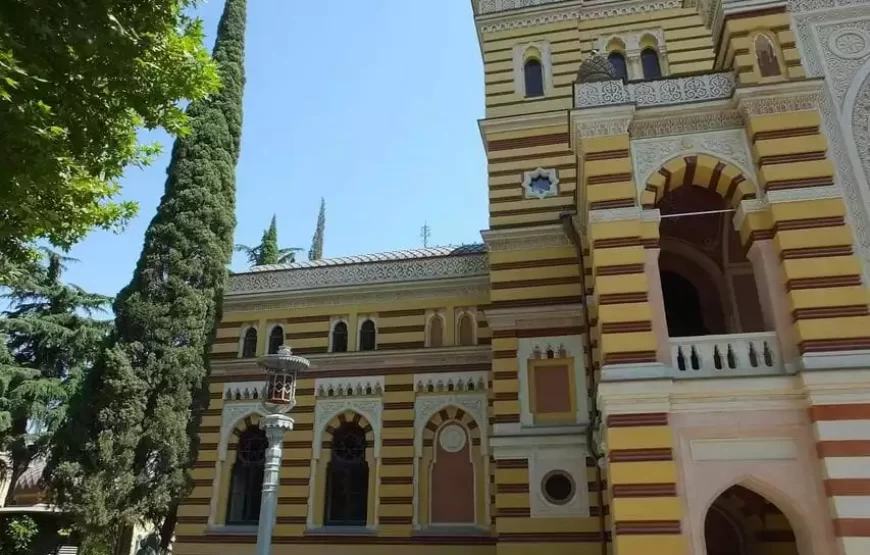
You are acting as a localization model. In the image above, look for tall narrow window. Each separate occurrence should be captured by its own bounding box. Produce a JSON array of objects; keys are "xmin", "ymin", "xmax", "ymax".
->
[
  {"xmin": 241, "ymin": 328, "xmax": 257, "ymax": 358},
  {"xmin": 524, "ymin": 59, "xmax": 544, "ymax": 97},
  {"xmin": 755, "ymin": 34, "xmax": 782, "ymax": 77},
  {"xmin": 359, "ymin": 320, "xmax": 376, "ymax": 351},
  {"xmin": 226, "ymin": 427, "xmax": 267, "ymax": 524},
  {"xmin": 428, "ymin": 316, "xmax": 444, "ymax": 348},
  {"xmin": 324, "ymin": 423, "xmax": 369, "ymax": 526},
  {"xmin": 268, "ymin": 325, "xmax": 284, "ymax": 355},
  {"xmin": 608, "ymin": 51, "xmax": 628, "ymax": 80},
  {"xmin": 641, "ymin": 48, "xmax": 662, "ymax": 79},
  {"xmin": 332, "ymin": 321, "xmax": 348, "ymax": 353},
  {"xmin": 458, "ymin": 314, "xmax": 475, "ymax": 346}
]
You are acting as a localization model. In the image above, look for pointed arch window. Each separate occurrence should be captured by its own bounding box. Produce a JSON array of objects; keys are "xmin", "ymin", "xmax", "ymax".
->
[
  {"xmin": 359, "ymin": 320, "xmax": 376, "ymax": 352},
  {"xmin": 268, "ymin": 326, "xmax": 284, "ymax": 355},
  {"xmin": 428, "ymin": 316, "xmax": 444, "ymax": 348},
  {"xmin": 524, "ymin": 59, "xmax": 544, "ymax": 97},
  {"xmin": 241, "ymin": 328, "xmax": 258, "ymax": 358},
  {"xmin": 332, "ymin": 321, "xmax": 348, "ymax": 353},
  {"xmin": 226, "ymin": 427, "xmax": 267, "ymax": 524},
  {"xmin": 641, "ymin": 48, "xmax": 662, "ymax": 79},
  {"xmin": 324, "ymin": 423, "xmax": 369, "ymax": 526},
  {"xmin": 608, "ymin": 51, "xmax": 628, "ymax": 81},
  {"xmin": 755, "ymin": 34, "xmax": 782, "ymax": 77},
  {"xmin": 458, "ymin": 314, "xmax": 475, "ymax": 346}
]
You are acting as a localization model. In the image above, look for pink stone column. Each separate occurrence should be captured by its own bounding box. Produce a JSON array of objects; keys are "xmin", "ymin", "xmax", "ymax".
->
[
  {"xmin": 645, "ymin": 247, "xmax": 671, "ymax": 364},
  {"xmin": 746, "ymin": 240, "xmax": 798, "ymax": 366}
]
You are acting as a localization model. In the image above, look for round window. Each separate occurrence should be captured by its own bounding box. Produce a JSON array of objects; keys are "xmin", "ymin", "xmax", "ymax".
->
[{"xmin": 542, "ymin": 470, "xmax": 575, "ymax": 505}]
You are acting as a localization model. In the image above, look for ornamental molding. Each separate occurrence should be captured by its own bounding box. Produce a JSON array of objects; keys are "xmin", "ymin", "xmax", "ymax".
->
[
  {"xmin": 476, "ymin": 0, "xmax": 573, "ymax": 16},
  {"xmin": 734, "ymin": 80, "xmax": 826, "ymax": 115},
  {"xmin": 413, "ymin": 393, "xmax": 488, "ymax": 456},
  {"xmin": 629, "ymin": 110, "xmax": 745, "ymax": 139},
  {"xmin": 313, "ymin": 398, "xmax": 383, "ymax": 458},
  {"xmin": 223, "ymin": 381, "xmax": 265, "ymax": 401},
  {"xmin": 574, "ymin": 116, "xmax": 633, "ymax": 138},
  {"xmin": 630, "ymin": 128, "xmax": 756, "ymax": 190},
  {"xmin": 438, "ymin": 424, "xmax": 468, "ymax": 453},
  {"xmin": 476, "ymin": 0, "xmax": 682, "ymax": 32},
  {"xmin": 767, "ymin": 184, "xmax": 843, "ymax": 203},
  {"xmin": 588, "ymin": 207, "xmax": 642, "ymax": 223},
  {"xmin": 574, "ymin": 73, "xmax": 736, "ymax": 110},
  {"xmin": 521, "ymin": 167, "xmax": 560, "ymax": 199},
  {"xmin": 414, "ymin": 370, "xmax": 489, "ymax": 394},
  {"xmin": 482, "ymin": 303, "xmax": 586, "ymax": 332},
  {"xmin": 482, "ymin": 224, "xmax": 573, "ymax": 252},
  {"xmin": 219, "ymin": 402, "xmax": 267, "ymax": 461},
  {"xmin": 227, "ymin": 255, "xmax": 489, "ymax": 296},
  {"xmin": 314, "ymin": 376, "xmax": 385, "ymax": 398},
  {"xmin": 223, "ymin": 278, "xmax": 490, "ymax": 312}
]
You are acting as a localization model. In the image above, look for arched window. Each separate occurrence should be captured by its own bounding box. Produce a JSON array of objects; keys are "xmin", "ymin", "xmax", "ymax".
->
[
  {"xmin": 524, "ymin": 59, "xmax": 544, "ymax": 98},
  {"xmin": 428, "ymin": 316, "xmax": 444, "ymax": 348},
  {"xmin": 268, "ymin": 325, "xmax": 284, "ymax": 355},
  {"xmin": 332, "ymin": 321, "xmax": 348, "ymax": 353},
  {"xmin": 457, "ymin": 314, "xmax": 475, "ymax": 346},
  {"xmin": 359, "ymin": 320, "xmax": 376, "ymax": 351},
  {"xmin": 324, "ymin": 423, "xmax": 369, "ymax": 526},
  {"xmin": 226, "ymin": 427, "xmax": 267, "ymax": 524},
  {"xmin": 755, "ymin": 34, "xmax": 782, "ymax": 77},
  {"xmin": 241, "ymin": 327, "xmax": 257, "ymax": 358},
  {"xmin": 608, "ymin": 51, "xmax": 628, "ymax": 80},
  {"xmin": 641, "ymin": 48, "xmax": 662, "ymax": 79}
]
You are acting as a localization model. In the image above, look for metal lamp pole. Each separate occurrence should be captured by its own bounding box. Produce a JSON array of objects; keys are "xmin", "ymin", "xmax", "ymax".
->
[{"xmin": 255, "ymin": 346, "xmax": 310, "ymax": 555}]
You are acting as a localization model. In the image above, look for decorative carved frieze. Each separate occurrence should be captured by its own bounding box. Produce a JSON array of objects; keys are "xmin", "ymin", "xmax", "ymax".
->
[
  {"xmin": 476, "ymin": 0, "xmax": 682, "ymax": 32},
  {"xmin": 482, "ymin": 224, "xmax": 573, "ymax": 252},
  {"xmin": 314, "ymin": 376, "xmax": 385, "ymax": 398},
  {"xmin": 574, "ymin": 73, "xmax": 736, "ymax": 110},
  {"xmin": 414, "ymin": 371, "xmax": 488, "ymax": 394},
  {"xmin": 223, "ymin": 381, "xmax": 265, "ymax": 401}
]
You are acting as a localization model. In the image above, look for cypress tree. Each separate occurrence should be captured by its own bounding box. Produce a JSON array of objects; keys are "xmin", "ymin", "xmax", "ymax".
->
[
  {"xmin": 47, "ymin": 0, "xmax": 247, "ymax": 545},
  {"xmin": 308, "ymin": 198, "xmax": 325, "ymax": 261},
  {"xmin": 259, "ymin": 214, "xmax": 280, "ymax": 265}
]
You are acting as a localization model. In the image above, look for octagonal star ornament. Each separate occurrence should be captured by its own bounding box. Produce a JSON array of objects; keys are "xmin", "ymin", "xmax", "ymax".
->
[{"xmin": 521, "ymin": 167, "xmax": 560, "ymax": 199}]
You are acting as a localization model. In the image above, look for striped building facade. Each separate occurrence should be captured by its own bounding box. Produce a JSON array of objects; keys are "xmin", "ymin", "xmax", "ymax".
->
[{"xmin": 174, "ymin": 0, "xmax": 870, "ymax": 553}]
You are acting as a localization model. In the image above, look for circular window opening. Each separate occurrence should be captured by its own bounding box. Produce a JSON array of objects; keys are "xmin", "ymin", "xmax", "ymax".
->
[{"xmin": 542, "ymin": 470, "xmax": 575, "ymax": 505}]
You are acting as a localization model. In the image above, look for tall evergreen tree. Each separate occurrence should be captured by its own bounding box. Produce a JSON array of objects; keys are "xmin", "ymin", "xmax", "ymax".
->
[
  {"xmin": 234, "ymin": 215, "xmax": 302, "ymax": 266},
  {"xmin": 46, "ymin": 0, "xmax": 247, "ymax": 546},
  {"xmin": 0, "ymin": 251, "xmax": 111, "ymax": 504},
  {"xmin": 308, "ymin": 198, "xmax": 325, "ymax": 261}
]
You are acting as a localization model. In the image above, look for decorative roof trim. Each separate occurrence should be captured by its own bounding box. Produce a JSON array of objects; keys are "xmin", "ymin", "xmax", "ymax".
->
[
  {"xmin": 227, "ymin": 246, "xmax": 489, "ymax": 296},
  {"xmin": 476, "ymin": 0, "xmax": 682, "ymax": 33}
]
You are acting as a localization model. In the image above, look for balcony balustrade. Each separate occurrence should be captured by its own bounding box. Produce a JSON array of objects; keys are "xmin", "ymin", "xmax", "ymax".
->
[
  {"xmin": 669, "ymin": 332, "xmax": 785, "ymax": 378},
  {"xmin": 574, "ymin": 71, "xmax": 736, "ymax": 110}
]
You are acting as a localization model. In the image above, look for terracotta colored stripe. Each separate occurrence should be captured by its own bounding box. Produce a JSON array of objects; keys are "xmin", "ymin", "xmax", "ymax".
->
[
  {"xmin": 210, "ymin": 351, "xmax": 237, "ymax": 360},
  {"xmin": 192, "ymin": 461, "xmax": 214, "ymax": 468},
  {"xmin": 493, "ymin": 329, "xmax": 516, "ymax": 338},
  {"xmin": 175, "ymin": 535, "xmax": 495, "ymax": 546},
  {"xmin": 214, "ymin": 336, "xmax": 238, "ymax": 344},
  {"xmin": 382, "ymin": 438, "xmax": 414, "ymax": 447},
  {"xmin": 381, "ymin": 476, "xmax": 414, "ymax": 485},
  {"xmin": 209, "ymin": 362, "xmax": 492, "ymax": 382},
  {"xmin": 282, "ymin": 441, "xmax": 310, "ymax": 448},
  {"xmin": 280, "ymin": 459, "xmax": 310, "ymax": 468},
  {"xmin": 834, "ymin": 518, "xmax": 870, "ymax": 537},
  {"xmin": 380, "ymin": 496, "xmax": 413, "ymax": 505},
  {"xmin": 775, "ymin": 216, "xmax": 844, "ymax": 231},
  {"xmin": 608, "ymin": 413, "xmax": 668, "ymax": 427},
  {"xmin": 612, "ymin": 483, "xmax": 677, "ymax": 497},
  {"xmin": 491, "ymin": 203, "xmax": 575, "ymax": 217},
  {"xmin": 488, "ymin": 133, "xmax": 569, "ymax": 151},
  {"xmin": 378, "ymin": 341, "xmax": 426, "ymax": 350},
  {"xmin": 601, "ymin": 320, "xmax": 652, "ymax": 333},
  {"xmin": 383, "ymin": 419, "xmax": 414, "ymax": 428},
  {"xmin": 384, "ymin": 402, "xmax": 415, "ymax": 410},
  {"xmin": 787, "ymin": 275, "xmax": 862, "ymax": 290},
  {"xmin": 491, "ymin": 276, "xmax": 583, "ymax": 290},
  {"xmin": 293, "ymin": 346, "xmax": 328, "ymax": 355},
  {"xmin": 585, "ymin": 149, "xmax": 630, "ymax": 161},
  {"xmin": 588, "ymin": 173, "xmax": 633, "ymax": 185},
  {"xmin": 682, "ymin": 155, "xmax": 697, "ymax": 188},
  {"xmin": 752, "ymin": 126, "xmax": 819, "ymax": 142},
  {"xmin": 599, "ymin": 292, "xmax": 648, "ymax": 305},
  {"xmin": 497, "ymin": 483, "xmax": 530, "ymax": 493},
  {"xmin": 799, "ymin": 337, "xmax": 870, "ymax": 353},
  {"xmin": 597, "ymin": 263, "xmax": 645, "ymax": 276},
  {"xmin": 810, "ymin": 403, "xmax": 870, "ymax": 421},
  {"xmin": 792, "ymin": 304, "xmax": 869, "ymax": 321},
  {"xmin": 278, "ymin": 496, "xmax": 308, "ymax": 505},
  {"xmin": 180, "ymin": 498, "xmax": 211, "ymax": 506},
  {"xmin": 614, "ymin": 520, "xmax": 681, "ymax": 535},
  {"xmin": 218, "ymin": 321, "xmax": 243, "ymax": 329},
  {"xmin": 488, "ymin": 149, "xmax": 573, "ymax": 165},
  {"xmin": 382, "ymin": 457, "xmax": 414, "ymax": 465},
  {"xmin": 379, "ymin": 325, "xmax": 425, "ymax": 334},
  {"xmin": 496, "ymin": 507, "xmax": 531, "ymax": 517},
  {"xmin": 284, "ymin": 330, "xmax": 326, "ymax": 340},
  {"xmin": 604, "ymin": 351, "xmax": 658, "ymax": 364},
  {"xmin": 766, "ymin": 176, "xmax": 834, "ymax": 191},
  {"xmin": 759, "ymin": 151, "xmax": 827, "ymax": 165},
  {"xmin": 489, "ymin": 296, "xmax": 584, "ymax": 310},
  {"xmin": 280, "ymin": 478, "xmax": 309, "ymax": 486},
  {"xmin": 284, "ymin": 315, "xmax": 331, "ymax": 324},
  {"xmin": 780, "ymin": 245, "xmax": 853, "ymax": 260},
  {"xmin": 708, "ymin": 162, "xmax": 726, "ymax": 191},
  {"xmin": 385, "ymin": 383, "xmax": 415, "ymax": 392},
  {"xmin": 593, "ymin": 237, "xmax": 642, "ymax": 249},
  {"xmin": 177, "ymin": 516, "xmax": 208, "ymax": 524},
  {"xmin": 609, "ymin": 448, "xmax": 673, "ymax": 462},
  {"xmin": 817, "ymin": 440, "xmax": 870, "ymax": 457},
  {"xmin": 825, "ymin": 479, "xmax": 870, "ymax": 496},
  {"xmin": 494, "ymin": 370, "xmax": 516, "ymax": 380},
  {"xmin": 199, "ymin": 425, "xmax": 220, "ymax": 433},
  {"xmin": 493, "ymin": 414, "xmax": 521, "ymax": 424},
  {"xmin": 589, "ymin": 198, "xmax": 636, "ymax": 210},
  {"xmin": 496, "ymin": 459, "xmax": 529, "ymax": 469},
  {"xmin": 491, "ymin": 257, "xmax": 577, "ymax": 270},
  {"xmin": 498, "ymin": 532, "xmax": 604, "ymax": 543},
  {"xmin": 192, "ymin": 479, "xmax": 212, "ymax": 487},
  {"xmin": 489, "ymin": 162, "xmax": 576, "ymax": 178},
  {"xmin": 516, "ymin": 326, "xmax": 585, "ymax": 338},
  {"xmin": 724, "ymin": 174, "xmax": 746, "ymax": 202},
  {"xmin": 380, "ymin": 516, "xmax": 413, "ymax": 525},
  {"xmin": 494, "ymin": 350, "xmax": 516, "ymax": 360},
  {"xmin": 379, "ymin": 308, "xmax": 426, "ymax": 317},
  {"xmin": 495, "ymin": 392, "xmax": 519, "ymax": 401}
]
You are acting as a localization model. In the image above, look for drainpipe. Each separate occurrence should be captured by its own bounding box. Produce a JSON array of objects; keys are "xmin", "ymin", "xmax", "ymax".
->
[{"xmin": 560, "ymin": 211, "xmax": 607, "ymax": 555}]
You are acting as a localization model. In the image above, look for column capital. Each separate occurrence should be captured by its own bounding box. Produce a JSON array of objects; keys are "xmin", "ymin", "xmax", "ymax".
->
[{"xmin": 260, "ymin": 413, "xmax": 294, "ymax": 438}]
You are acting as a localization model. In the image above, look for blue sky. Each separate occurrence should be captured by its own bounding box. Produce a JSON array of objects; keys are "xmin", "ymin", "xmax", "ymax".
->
[{"xmin": 64, "ymin": 0, "xmax": 487, "ymax": 297}]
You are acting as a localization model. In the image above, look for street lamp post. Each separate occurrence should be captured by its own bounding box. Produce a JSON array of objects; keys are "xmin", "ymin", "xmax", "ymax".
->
[{"xmin": 255, "ymin": 345, "xmax": 310, "ymax": 555}]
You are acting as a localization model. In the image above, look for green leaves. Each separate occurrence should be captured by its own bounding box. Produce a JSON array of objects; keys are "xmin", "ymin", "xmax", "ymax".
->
[
  {"xmin": 236, "ymin": 214, "xmax": 304, "ymax": 267},
  {"xmin": 0, "ymin": 1, "xmax": 220, "ymax": 262}
]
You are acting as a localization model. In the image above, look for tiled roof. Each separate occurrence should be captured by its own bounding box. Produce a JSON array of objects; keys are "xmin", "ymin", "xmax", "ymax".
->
[
  {"xmin": 247, "ymin": 244, "xmax": 487, "ymax": 273},
  {"xmin": 14, "ymin": 458, "xmax": 45, "ymax": 491}
]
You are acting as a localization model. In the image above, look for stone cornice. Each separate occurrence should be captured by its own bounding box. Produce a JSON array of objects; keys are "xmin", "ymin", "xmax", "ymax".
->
[
  {"xmin": 482, "ymin": 223, "xmax": 573, "ymax": 252},
  {"xmin": 482, "ymin": 303, "xmax": 585, "ymax": 331},
  {"xmin": 211, "ymin": 346, "xmax": 492, "ymax": 378},
  {"xmin": 478, "ymin": 112, "xmax": 569, "ymax": 150},
  {"xmin": 475, "ymin": 0, "xmax": 682, "ymax": 33}
]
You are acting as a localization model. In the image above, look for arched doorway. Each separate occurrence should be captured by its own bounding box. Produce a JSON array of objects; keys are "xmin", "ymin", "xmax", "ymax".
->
[{"xmin": 704, "ymin": 485, "xmax": 799, "ymax": 555}]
